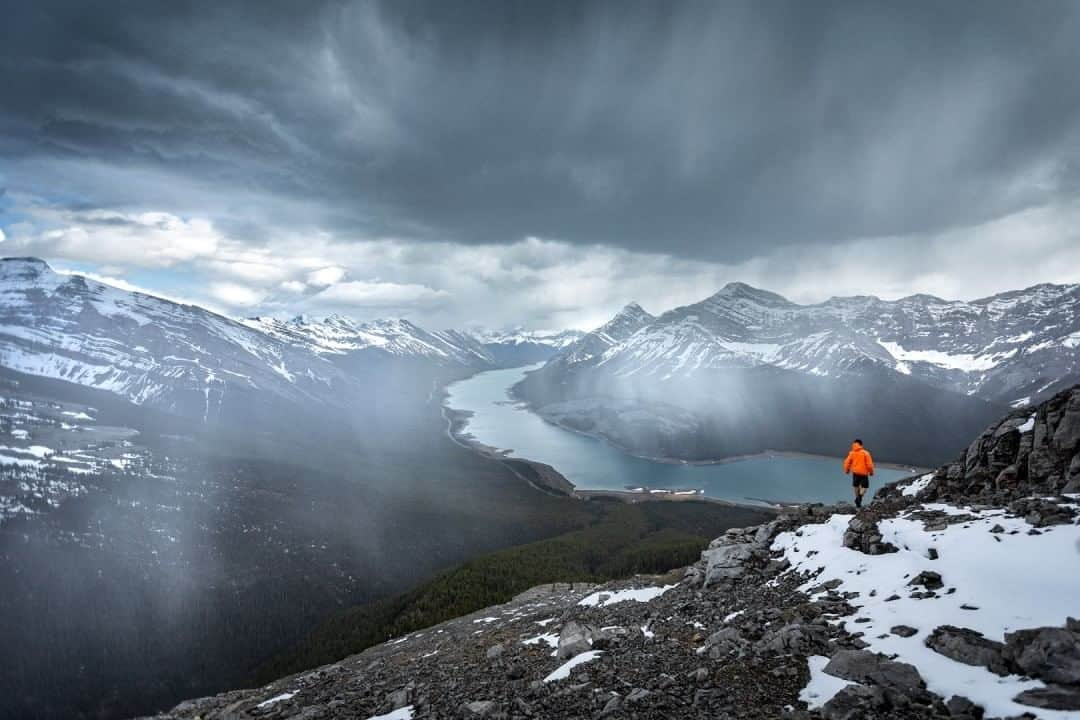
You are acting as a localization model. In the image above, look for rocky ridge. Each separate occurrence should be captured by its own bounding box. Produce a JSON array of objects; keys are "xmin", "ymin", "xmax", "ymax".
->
[{"xmin": 146, "ymin": 387, "xmax": 1080, "ymax": 720}]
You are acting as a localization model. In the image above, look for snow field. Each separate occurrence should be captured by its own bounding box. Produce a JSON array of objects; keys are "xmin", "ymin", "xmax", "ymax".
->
[{"xmin": 776, "ymin": 501, "xmax": 1080, "ymax": 718}]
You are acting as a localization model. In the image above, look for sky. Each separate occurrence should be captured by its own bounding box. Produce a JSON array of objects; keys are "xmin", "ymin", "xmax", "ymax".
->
[{"xmin": 1, "ymin": 0, "xmax": 1080, "ymax": 331}]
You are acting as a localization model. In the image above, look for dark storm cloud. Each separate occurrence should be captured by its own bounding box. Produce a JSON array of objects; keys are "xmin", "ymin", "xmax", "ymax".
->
[{"xmin": 2, "ymin": 0, "xmax": 1079, "ymax": 260}]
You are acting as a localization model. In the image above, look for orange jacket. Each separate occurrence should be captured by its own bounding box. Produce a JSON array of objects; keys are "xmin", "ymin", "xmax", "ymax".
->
[{"xmin": 843, "ymin": 442, "xmax": 874, "ymax": 476}]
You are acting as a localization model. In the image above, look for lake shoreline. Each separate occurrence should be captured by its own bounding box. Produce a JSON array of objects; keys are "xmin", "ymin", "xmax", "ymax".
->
[
  {"xmin": 445, "ymin": 365, "xmax": 921, "ymax": 508},
  {"xmin": 505, "ymin": 381, "xmax": 929, "ymax": 475},
  {"xmin": 440, "ymin": 385, "xmax": 777, "ymax": 509}
]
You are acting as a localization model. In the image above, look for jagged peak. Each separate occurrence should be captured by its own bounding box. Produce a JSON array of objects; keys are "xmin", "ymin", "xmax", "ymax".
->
[
  {"xmin": 614, "ymin": 301, "xmax": 652, "ymax": 319},
  {"xmin": 897, "ymin": 292, "xmax": 950, "ymax": 305},
  {"xmin": 707, "ymin": 281, "xmax": 793, "ymax": 306}
]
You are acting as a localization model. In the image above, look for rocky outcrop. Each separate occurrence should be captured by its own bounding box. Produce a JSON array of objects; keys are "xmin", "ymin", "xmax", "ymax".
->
[
  {"xmin": 700, "ymin": 521, "xmax": 777, "ymax": 585},
  {"xmin": 841, "ymin": 514, "xmax": 898, "ymax": 555},
  {"xmin": 1004, "ymin": 624, "xmax": 1080, "ymax": 687},
  {"xmin": 907, "ymin": 386, "xmax": 1080, "ymax": 502}
]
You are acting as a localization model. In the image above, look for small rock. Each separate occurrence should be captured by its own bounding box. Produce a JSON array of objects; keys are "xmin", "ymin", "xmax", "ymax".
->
[
  {"xmin": 599, "ymin": 694, "xmax": 622, "ymax": 716},
  {"xmin": 891, "ymin": 625, "xmax": 918, "ymax": 638},
  {"xmin": 946, "ymin": 694, "xmax": 984, "ymax": 718},
  {"xmin": 908, "ymin": 570, "xmax": 944, "ymax": 590},
  {"xmin": 461, "ymin": 700, "xmax": 499, "ymax": 717},
  {"xmin": 689, "ymin": 667, "xmax": 710, "ymax": 683}
]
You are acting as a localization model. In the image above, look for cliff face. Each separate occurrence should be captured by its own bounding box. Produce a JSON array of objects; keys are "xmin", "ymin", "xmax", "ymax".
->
[
  {"xmin": 147, "ymin": 389, "xmax": 1080, "ymax": 720},
  {"xmin": 913, "ymin": 385, "xmax": 1080, "ymax": 500}
]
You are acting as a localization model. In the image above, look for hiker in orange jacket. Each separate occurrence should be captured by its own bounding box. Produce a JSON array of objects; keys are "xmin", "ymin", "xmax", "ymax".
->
[{"xmin": 843, "ymin": 438, "xmax": 875, "ymax": 508}]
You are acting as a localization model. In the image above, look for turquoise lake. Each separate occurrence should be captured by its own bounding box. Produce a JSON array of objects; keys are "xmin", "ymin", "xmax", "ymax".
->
[{"xmin": 445, "ymin": 364, "xmax": 919, "ymax": 506}]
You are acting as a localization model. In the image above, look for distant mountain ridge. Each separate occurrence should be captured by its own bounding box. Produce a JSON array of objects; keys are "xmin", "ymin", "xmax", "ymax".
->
[
  {"xmin": 514, "ymin": 280, "xmax": 1080, "ymax": 466},
  {"xmin": 0, "ymin": 257, "xmax": 573, "ymax": 427},
  {"xmin": 545, "ymin": 280, "xmax": 1080, "ymax": 407}
]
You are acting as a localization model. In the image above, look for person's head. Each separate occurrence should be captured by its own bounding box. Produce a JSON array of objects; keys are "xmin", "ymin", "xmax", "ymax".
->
[{"xmin": 854, "ymin": 438, "xmax": 863, "ymax": 446}]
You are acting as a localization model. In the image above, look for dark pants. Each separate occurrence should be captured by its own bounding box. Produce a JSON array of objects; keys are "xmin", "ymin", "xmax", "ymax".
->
[{"xmin": 852, "ymin": 474, "xmax": 869, "ymax": 507}]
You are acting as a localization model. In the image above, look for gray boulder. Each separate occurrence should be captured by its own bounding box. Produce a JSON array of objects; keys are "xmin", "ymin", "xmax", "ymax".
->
[
  {"xmin": 924, "ymin": 626, "xmax": 1009, "ymax": 676},
  {"xmin": 702, "ymin": 542, "xmax": 757, "ymax": 584},
  {"xmin": 821, "ymin": 684, "xmax": 888, "ymax": 720},
  {"xmin": 823, "ymin": 649, "xmax": 925, "ymax": 693},
  {"xmin": 556, "ymin": 621, "xmax": 594, "ymax": 660},
  {"xmin": 758, "ymin": 622, "xmax": 829, "ymax": 655},
  {"xmin": 1003, "ymin": 625, "xmax": 1080, "ymax": 686},
  {"xmin": 1013, "ymin": 684, "xmax": 1080, "ymax": 711}
]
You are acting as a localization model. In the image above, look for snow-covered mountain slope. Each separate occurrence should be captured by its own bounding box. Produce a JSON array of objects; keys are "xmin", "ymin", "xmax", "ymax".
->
[
  {"xmin": 467, "ymin": 328, "xmax": 584, "ymax": 349},
  {"xmin": 546, "ymin": 281, "xmax": 1080, "ymax": 406},
  {"xmin": 547, "ymin": 302, "xmax": 656, "ymax": 370},
  {"xmin": 148, "ymin": 387, "xmax": 1080, "ymax": 720},
  {"xmin": 460, "ymin": 328, "xmax": 586, "ymax": 368},
  {"xmin": 245, "ymin": 315, "xmax": 495, "ymax": 368},
  {"xmin": 0, "ymin": 258, "xmax": 358, "ymax": 424},
  {"xmin": 0, "ymin": 256, "xmax": 587, "ymax": 427}
]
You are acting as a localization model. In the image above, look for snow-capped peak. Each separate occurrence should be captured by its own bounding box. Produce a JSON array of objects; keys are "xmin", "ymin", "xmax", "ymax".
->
[{"xmin": 546, "ymin": 280, "xmax": 1080, "ymax": 404}]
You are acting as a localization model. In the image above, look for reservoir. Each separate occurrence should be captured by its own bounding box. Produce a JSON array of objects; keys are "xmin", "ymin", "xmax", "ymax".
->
[{"xmin": 445, "ymin": 364, "xmax": 918, "ymax": 506}]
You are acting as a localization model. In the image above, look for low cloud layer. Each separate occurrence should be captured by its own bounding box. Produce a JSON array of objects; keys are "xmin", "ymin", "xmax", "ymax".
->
[{"xmin": 2, "ymin": 1, "xmax": 1079, "ymax": 329}]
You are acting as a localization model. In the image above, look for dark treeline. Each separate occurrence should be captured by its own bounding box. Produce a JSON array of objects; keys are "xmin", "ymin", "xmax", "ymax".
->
[{"xmin": 256, "ymin": 498, "xmax": 773, "ymax": 683}]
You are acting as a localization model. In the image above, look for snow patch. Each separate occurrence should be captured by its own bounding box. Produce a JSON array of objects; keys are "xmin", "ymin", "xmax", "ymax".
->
[
  {"xmin": 901, "ymin": 473, "xmax": 934, "ymax": 497},
  {"xmin": 877, "ymin": 341, "xmax": 1014, "ymax": 372},
  {"xmin": 774, "ymin": 503, "xmax": 1080, "ymax": 719},
  {"xmin": 522, "ymin": 633, "xmax": 560, "ymax": 649},
  {"xmin": 544, "ymin": 650, "xmax": 602, "ymax": 682},
  {"xmin": 366, "ymin": 706, "xmax": 414, "ymax": 720},
  {"xmin": 799, "ymin": 655, "xmax": 852, "ymax": 709},
  {"xmin": 257, "ymin": 692, "xmax": 297, "ymax": 708},
  {"xmin": 577, "ymin": 584, "xmax": 677, "ymax": 607}
]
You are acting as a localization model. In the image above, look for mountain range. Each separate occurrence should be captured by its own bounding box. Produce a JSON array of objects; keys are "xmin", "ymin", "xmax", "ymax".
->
[
  {"xmin": 0, "ymin": 257, "xmax": 579, "ymax": 429},
  {"xmin": 516, "ymin": 281, "xmax": 1080, "ymax": 465}
]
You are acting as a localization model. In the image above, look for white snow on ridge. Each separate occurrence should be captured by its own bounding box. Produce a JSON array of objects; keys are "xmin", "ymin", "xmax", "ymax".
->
[
  {"xmin": 900, "ymin": 473, "xmax": 934, "ymax": 497},
  {"xmin": 544, "ymin": 650, "xmax": 602, "ymax": 682},
  {"xmin": 774, "ymin": 504, "xmax": 1080, "ymax": 719},
  {"xmin": 577, "ymin": 584, "xmax": 677, "ymax": 607},
  {"xmin": 877, "ymin": 341, "xmax": 1015, "ymax": 373},
  {"xmin": 1017, "ymin": 414, "xmax": 1036, "ymax": 433}
]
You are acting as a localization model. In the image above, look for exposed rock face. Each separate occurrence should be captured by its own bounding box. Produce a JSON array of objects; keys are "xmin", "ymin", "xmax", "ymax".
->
[
  {"xmin": 1004, "ymin": 625, "xmax": 1080, "ymax": 686},
  {"xmin": 908, "ymin": 387, "xmax": 1080, "ymax": 502},
  {"xmin": 701, "ymin": 522, "xmax": 776, "ymax": 585}
]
